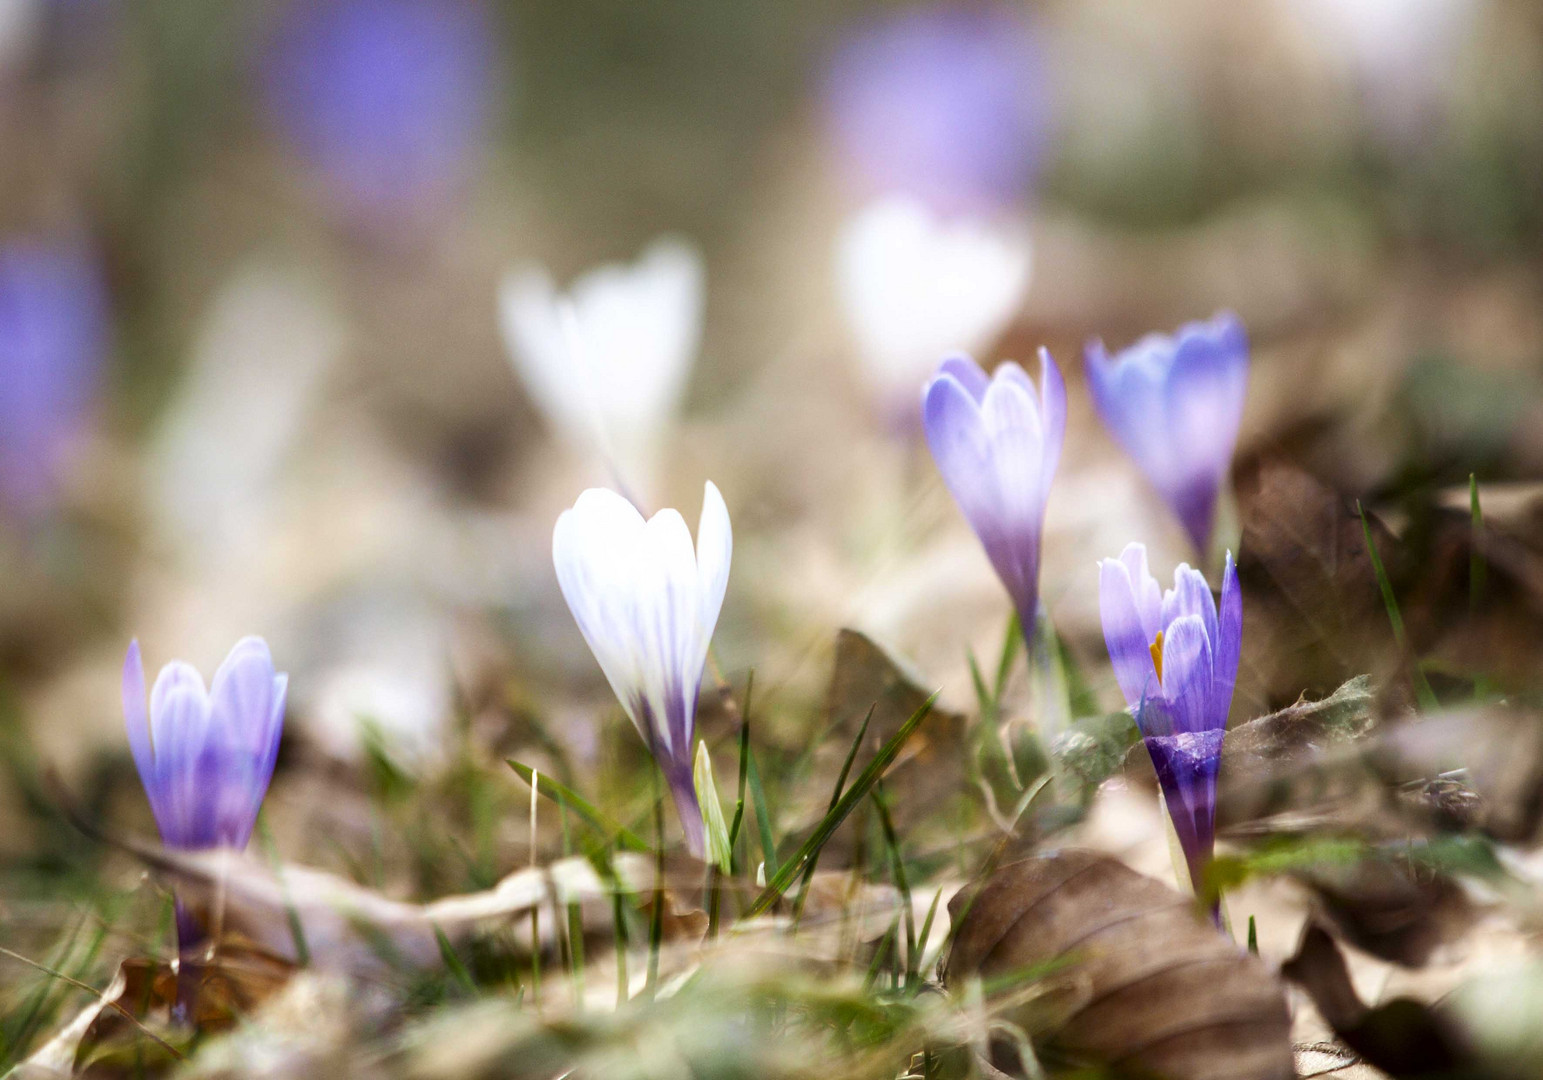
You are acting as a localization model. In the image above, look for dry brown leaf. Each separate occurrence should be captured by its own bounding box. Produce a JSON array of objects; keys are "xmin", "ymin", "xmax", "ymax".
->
[
  {"xmin": 1235, "ymin": 462, "xmax": 1407, "ymax": 711},
  {"xmin": 944, "ymin": 848, "xmax": 1292, "ymax": 1080},
  {"xmin": 1281, "ymin": 924, "xmax": 1487, "ymax": 1080}
]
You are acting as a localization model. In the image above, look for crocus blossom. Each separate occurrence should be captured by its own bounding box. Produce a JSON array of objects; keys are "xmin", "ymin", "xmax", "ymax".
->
[
  {"xmin": 552, "ymin": 482, "xmax": 731, "ymax": 857},
  {"xmin": 1098, "ymin": 543, "xmax": 1241, "ymax": 905},
  {"xmin": 922, "ymin": 349, "xmax": 1064, "ymax": 635},
  {"xmin": 822, "ymin": 2, "xmax": 1051, "ymax": 213},
  {"xmin": 262, "ymin": 0, "xmax": 496, "ymax": 218},
  {"xmin": 500, "ymin": 237, "xmax": 705, "ymax": 486},
  {"xmin": 123, "ymin": 637, "xmax": 288, "ymax": 852},
  {"xmin": 0, "ymin": 239, "xmax": 109, "ymax": 520},
  {"xmin": 840, "ymin": 196, "xmax": 1030, "ymax": 409},
  {"xmin": 123, "ymin": 636, "xmax": 287, "ymax": 995},
  {"xmin": 1085, "ymin": 313, "xmax": 1249, "ymax": 554}
]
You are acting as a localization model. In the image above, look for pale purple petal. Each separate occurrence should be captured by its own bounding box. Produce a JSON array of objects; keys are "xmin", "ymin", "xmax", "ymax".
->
[
  {"xmin": 209, "ymin": 637, "xmax": 279, "ymax": 756},
  {"xmin": 1116, "ymin": 542, "xmax": 1163, "ymax": 640},
  {"xmin": 149, "ymin": 662, "xmax": 208, "ymax": 756},
  {"xmin": 935, "ymin": 352, "xmax": 989, "ymax": 402},
  {"xmin": 1212, "ymin": 552, "xmax": 1242, "ymax": 724},
  {"xmin": 147, "ymin": 685, "xmax": 215, "ymax": 848},
  {"xmin": 1161, "ymin": 564, "xmax": 1218, "ymax": 647},
  {"xmin": 1159, "ymin": 614, "xmax": 1214, "ymax": 737},
  {"xmin": 1098, "ymin": 557, "xmax": 1159, "ymax": 709},
  {"xmin": 122, "ymin": 640, "xmax": 153, "ymax": 787},
  {"xmin": 1036, "ymin": 347, "xmax": 1066, "ymax": 491}
]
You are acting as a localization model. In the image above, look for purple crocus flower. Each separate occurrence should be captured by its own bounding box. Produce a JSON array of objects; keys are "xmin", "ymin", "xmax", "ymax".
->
[
  {"xmin": 552, "ymin": 483, "xmax": 732, "ymax": 858},
  {"xmin": 123, "ymin": 636, "xmax": 287, "ymax": 997},
  {"xmin": 1085, "ymin": 313, "xmax": 1249, "ymax": 554},
  {"xmin": 0, "ymin": 239, "xmax": 109, "ymax": 521},
  {"xmin": 1098, "ymin": 543, "xmax": 1240, "ymax": 909},
  {"xmin": 261, "ymin": 0, "xmax": 495, "ymax": 219},
  {"xmin": 923, "ymin": 350, "xmax": 1065, "ymax": 636},
  {"xmin": 822, "ymin": 3, "xmax": 1052, "ymax": 214}
]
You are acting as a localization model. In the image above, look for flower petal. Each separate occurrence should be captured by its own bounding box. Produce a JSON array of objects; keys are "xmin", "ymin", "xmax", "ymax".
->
[
  {"xmin": 147, "ymin": 684, "xmax": 215, "ymax": 847},
  {"xmin": 1212, "ymin": 552, "xmax": 1242, "ymax": 725},
  {"xmin": 1098, "ymin": 557, "xmax": 1159, "ymax": 711},
  {"xmin": 149, "ymin": 661, "xmax": 209, "ymax": 756},
  {"xmin": 695, "ymin": 480, "xmax": 732, "ymax": 656},
  {"xmin": 209, "ymin": 637, "xmax": 279, "ymax": 756},
  {"xmin": 1161, "ymin": 563, "xmax": 1218, "ymax": 648},
  {"xmin": 554, "ymin": 488, "xmax": 651, "ymax": 737},
  {"xmin": 935, "ymin": 352, "xmax": 989, "ymax": 402},
  {"xmin": 1037, "ymin": 347, "xmax": 1066, "ymax": 491},
  {"xmin": 1115, "ymin": 542, "xmax": 1163, "ymax": 640},
  {"xmin": 122, "ymin": 640, "xmax": 153, "ymax": 785},
  {"xmin": 1160, "ymin": 614, "xmax": 1215, "ymax": 736},
  {"xmin": 635, "ymin": 507, "xmax": 702, "ymax": 762}
]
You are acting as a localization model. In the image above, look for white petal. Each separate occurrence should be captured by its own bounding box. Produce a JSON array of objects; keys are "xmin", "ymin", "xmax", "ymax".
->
[{"xmin": 695, "ymin": 480, "xmax": 732, "ymax": 650}]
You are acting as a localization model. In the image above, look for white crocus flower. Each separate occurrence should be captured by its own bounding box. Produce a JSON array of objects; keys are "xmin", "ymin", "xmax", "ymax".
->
[
  {"xmin": 500, "ymin": 237, "xmax": 705, "ymax": 491},
  {"xmin": 836, "ymin": 195, "xmax": 1031, "ymax": 408},
  {"xmin": 552, "ymin": 481, "xmax": 731, "ymax": 857}
]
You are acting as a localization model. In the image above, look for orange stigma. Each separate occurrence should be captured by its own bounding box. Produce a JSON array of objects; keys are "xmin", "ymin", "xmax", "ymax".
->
[{"xmin": 1149, "ymin": 630, "xmax": 1164, "ymax": 686}]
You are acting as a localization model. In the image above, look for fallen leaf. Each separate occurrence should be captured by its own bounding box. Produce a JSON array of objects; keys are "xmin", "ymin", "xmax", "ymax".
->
[
  {"xmin": 1281, "ymin": 924, "xmax": 1485, "ymax": 1079},
  {"xmin": 944, "ymin": 848, "xmax": 1293, "ymax": 1080}
]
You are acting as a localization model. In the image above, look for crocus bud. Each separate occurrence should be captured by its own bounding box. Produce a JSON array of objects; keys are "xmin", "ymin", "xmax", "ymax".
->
[
  {"xmin": 123, "ymin": 636, "xmax": 287, "ymax": 1008},
  {"xmin": 922, "ymin": 349, "xmax": 1065, "ymax": 636},
  {"xmin": 552, "ymin": 482, "xmax": 731, "ymax": 857},
  {"xmin": 123, "ymin": 637, "xmax": 288, "ymax": 852},
  {"xmin": 1098, "ymin": 543, "xmax": 1241, "ymax": 907},
  {"xmin": 1084, "ymin": 313, "xmax": 1249, "ymax": 554}
]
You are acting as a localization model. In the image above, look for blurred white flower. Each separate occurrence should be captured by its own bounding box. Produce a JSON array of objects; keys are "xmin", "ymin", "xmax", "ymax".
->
[
  {"xmin": 837, "ymin": 195, "xmax": 1030, "ymax": 406},
  {"xmin": 499, "ymin": 237, "xmax": 705, "ymax": 488}
]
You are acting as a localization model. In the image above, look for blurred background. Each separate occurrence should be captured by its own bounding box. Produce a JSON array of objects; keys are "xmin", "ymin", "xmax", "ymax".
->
[{"xmin": 2, "ymin": 0, "xmax": 1543, "ymax": 927}]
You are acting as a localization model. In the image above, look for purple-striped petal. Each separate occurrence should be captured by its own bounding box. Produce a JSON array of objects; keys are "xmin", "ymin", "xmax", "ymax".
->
[
  {"xmin": 1159, "ymin": 614, "xmax": 1213, "ymax": 736},
  {"xmin": 1212, "ymin": 552, "xmax": 1242, "ymax": 725},
  {"xmin": 1099, "ymin": 556, "xmax": 1159, "ymax": 709}
]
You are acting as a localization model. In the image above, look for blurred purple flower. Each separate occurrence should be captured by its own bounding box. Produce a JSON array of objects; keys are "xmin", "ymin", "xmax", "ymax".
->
[
  {"xmin": 1085, "ymin": 313, "xmax": 1249, "ymax": 553},
  {"xmin": 552, "ymin": 483, "xmax": 732, "ymax": 859},
  {"xmin": 0, "ymin": 239, "xmax": 108, "ymax": 520},
  {"xmin": 123, "ymin": 637, "xmax": 287, "ymax": 852},
  {"xmin": 822, "ymin": 3, "xmax": 1052, "ymax": 214},
  {"xmin": 923, "ymin": 350, "xmax": 1065, "ymax": 635},
  {"xmin": 1098, "ymin": 543, "xmax": 1241, "ymax": 909},
  {"xmin": 262, "ymin": 0, "xmax": 496, "ymax": 217}
]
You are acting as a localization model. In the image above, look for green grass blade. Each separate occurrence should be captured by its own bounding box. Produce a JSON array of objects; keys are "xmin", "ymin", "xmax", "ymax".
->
[
  {"xmin": 872, "ymin": 782, "xmax": 915, "ymax": 984},
  {"xmin": 747, "ymin": 747, "xmax": 778, "ymax": 878},
  {"xmin": 748, "ymin": 692, "xmax": 937, "ymax": 917},
  {"xmin": 913, "ymin": 888, "xmax": 944, "ymax": 990},
  {"xmin": 993, "ymin": 613, "xmax": 1022, "ymax": 700},
  {"xmin": 1356, "ymin": 501, "xmax": 1439, "ymax": 710},
  {"xmin": 433, "ymin": 925, "xmax": 477, "ymax": 995},
  {"xmin": 792, "ymin": 706, "xmax": 874, "ymax": 920},
  {"xmin": 508, "ymin": 759, "xmax": 649, "ymax": 852}
]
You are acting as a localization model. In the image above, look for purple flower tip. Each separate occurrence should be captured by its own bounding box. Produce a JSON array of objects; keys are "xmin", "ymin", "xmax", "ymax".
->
[
  {"xmin": 123, "ymin": 637, "xmax": 287, "ymax": 851},
  {"xmin": 0, "ymin": 238, "xmax": 110, "ymax": 520},
  {"xmin": 1098, "ymin": 544, "xmax": 1241, "ymax": 892},
  {"xmin": 1085, "ymin": 312, "xmax": 1249, "ymax": 553},
  {"xmin": 923, "ymin": 349, "xmax": 1065, "ymax": 633},
  {"xmin": 821, "ymin": 3, "xmax": 1052, "ymax": 214}
]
